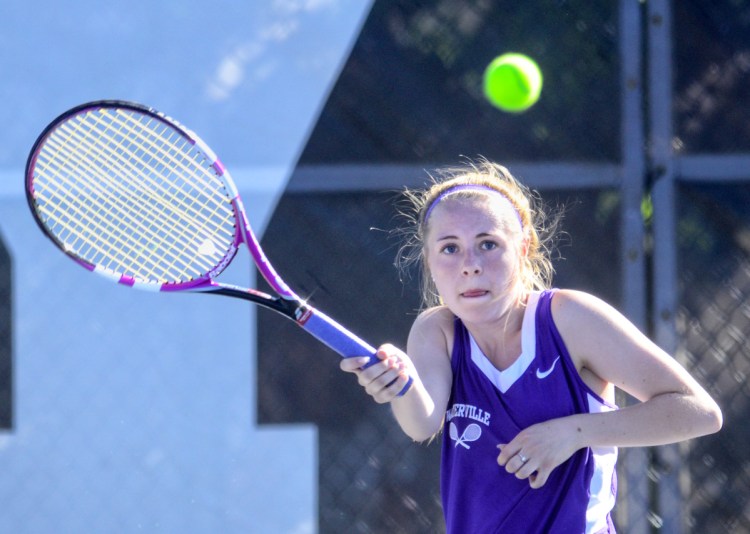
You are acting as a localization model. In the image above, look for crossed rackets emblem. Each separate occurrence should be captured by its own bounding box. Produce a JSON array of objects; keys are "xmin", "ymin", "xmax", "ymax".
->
[{"xmin": 449, "ymin": 422, "xmax": 482, "ymax": 449}]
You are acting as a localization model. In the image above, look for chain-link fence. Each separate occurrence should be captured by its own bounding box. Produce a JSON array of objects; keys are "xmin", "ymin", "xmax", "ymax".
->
[
  {"xmin": 676, "ymin": 183, "xmax": 750, "ymax": 533},
  {"xmin": 257, "ymin": 189, "xmax": 624, "ymax": 533},
  {"xmin": 257, "ymin": 185, "xmax": 748, "ymax": 533},
  {"xmin": 255, "ymin": 1, "xmax": 750, "ymax": 530}
]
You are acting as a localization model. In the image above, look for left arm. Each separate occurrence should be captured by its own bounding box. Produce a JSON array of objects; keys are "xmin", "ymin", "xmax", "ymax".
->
[{"xmin": 498, "ymin": 289, "xmax": 722, "ymax": 488}]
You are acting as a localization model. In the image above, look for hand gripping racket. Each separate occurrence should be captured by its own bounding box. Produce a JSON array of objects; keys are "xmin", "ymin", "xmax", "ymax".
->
[{"xmin": 25, "ymin": 100, "xmax": 412, "ymax": 396}]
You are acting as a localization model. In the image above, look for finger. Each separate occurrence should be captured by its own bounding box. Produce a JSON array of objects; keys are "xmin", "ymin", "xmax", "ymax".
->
[
  {"xmin": 358, "ymin": 356, "xmax": 399, "ymax": 383},
  {"xmin": 528, "ymin": 469, "xmax": 549, "ymax": 489},
  {"xmin": 364, "ymin": 365, "xmax": 404, "ymax": 397},
  {"xmin": 340, "ymin": 356, "xmax": 370, "ymax": 373},
  {"xmin": 496, "ymin": 444, "xmax": 516, "ymax": 467},
  {"xmin": 496, "ymin": 444, "xmax": 522, "ymax": 468},
  {"xmin": 515, "ymin": 460, "xmax": 537, "ymax": 480},
  {"xmin": 369, "ymin": 369, "xmax": 408, "ymax": 403},
  {"xmin": 372, "ymin": 372, "xmax": 411, "ymax": 404},
  {"xmin": 374, "ymin": 345, "xmax": 398, "ymax": 364},
  {"xmin": 500, "ymin": 454, "xmax": 523, "ymax": 475}
]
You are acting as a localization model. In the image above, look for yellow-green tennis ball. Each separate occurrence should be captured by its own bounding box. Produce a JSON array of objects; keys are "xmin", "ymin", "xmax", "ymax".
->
[{"xmin": 483, "ymin": 53, "xmax": 543, "ymax": 113}]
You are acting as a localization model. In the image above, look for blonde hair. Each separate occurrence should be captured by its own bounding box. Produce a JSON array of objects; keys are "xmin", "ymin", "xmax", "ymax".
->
[{"xmin": 395, "ymin": 158, "xmax": 559, "ymax": 309}]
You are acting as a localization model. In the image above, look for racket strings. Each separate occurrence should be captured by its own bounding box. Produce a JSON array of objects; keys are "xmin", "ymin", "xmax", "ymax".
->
[
  {"xmin": 42, "ymin": 130, "xmax": 207, "ymax": 280},
  {"xmin": 86, "ymin": 109, "xmax": 234, "ymax": 258},
  {"xmin": 32, "ymin": 107, "xmax": 238, "ymax": 283},
  {"xmin": 42, "ymin": 124, "xmax": 187, "ymax": 276},
  {"xmin": 37, "ymin": 117, "xmax": 217, "ymax": 281},
  {"xmin": 62, "ymin": 113, "xmax": 227, "ymax": 274},
  {"xmin": 112, "ymin": 111, "xmax": 236, "ymax": 240}
]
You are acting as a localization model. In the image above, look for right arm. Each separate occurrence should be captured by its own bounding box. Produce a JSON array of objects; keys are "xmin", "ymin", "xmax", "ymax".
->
[{"xmin": 339, "ymin": 307, "xmax": 454, "ymax": 442}]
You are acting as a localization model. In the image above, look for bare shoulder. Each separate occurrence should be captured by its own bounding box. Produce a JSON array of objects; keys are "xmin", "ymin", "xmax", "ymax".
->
[
  {"xmin": 549, "ymin": 289, "xmax": 645, "ymax": 370},
  {"xmin": 548, "ymin": 290, "xmax": 721, "ymax": 429},
  {"xmin": 408, "ymin": 305, "xmax": 454, "ymax": 361},
  {"xmin": 413, "ymin": 305, "xmax": 454, "ymax": 331},
  {"xmin": 549, "ymin": 289, "xmax": 631, "ymax": 338},
  {"xmin": 550, "ymin": 288, "xmax": 616, "ymax": 319},
  {"xmin": 549, "ymin": 289, "xmax": 681, "ymax": 398}
]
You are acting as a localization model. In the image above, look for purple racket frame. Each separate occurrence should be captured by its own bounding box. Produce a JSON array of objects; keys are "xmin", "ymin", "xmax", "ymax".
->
[{"xmin": 25, "ymin": 100, "xmax": 412, "ymax": 396}]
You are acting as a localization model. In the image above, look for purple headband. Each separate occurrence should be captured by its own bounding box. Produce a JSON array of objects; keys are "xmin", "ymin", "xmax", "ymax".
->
[{"xmin": 423, "ymin": 184, "xmax": 523, "ymax": 228}]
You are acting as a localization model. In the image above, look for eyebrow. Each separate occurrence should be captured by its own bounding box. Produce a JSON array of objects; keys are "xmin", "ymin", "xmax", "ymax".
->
[{"xmin": 435, "ymin": 231, "xmax": 495, "ymax": 242}]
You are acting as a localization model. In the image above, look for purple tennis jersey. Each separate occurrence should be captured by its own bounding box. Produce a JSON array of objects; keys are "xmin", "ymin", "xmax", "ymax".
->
[{"xmin": 441, "ymin": 289, "xmax": 618, "ymax": 533}]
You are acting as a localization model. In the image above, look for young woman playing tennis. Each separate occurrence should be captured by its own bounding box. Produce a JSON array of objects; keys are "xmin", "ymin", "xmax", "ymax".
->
[{"xmin": 340, "ymin": 160, "xmax": 722, "ymax": 533}]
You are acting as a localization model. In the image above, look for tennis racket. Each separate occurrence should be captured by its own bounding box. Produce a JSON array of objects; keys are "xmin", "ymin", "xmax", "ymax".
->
[{"xmin": 25, "ymin": 100, "xmax": 412, "ymax": 396}]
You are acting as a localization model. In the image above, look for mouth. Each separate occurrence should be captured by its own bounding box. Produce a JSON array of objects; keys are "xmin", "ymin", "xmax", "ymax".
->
[{"xmin": 461, "ymin": 289, "xmax": 489, "ymax": 298}]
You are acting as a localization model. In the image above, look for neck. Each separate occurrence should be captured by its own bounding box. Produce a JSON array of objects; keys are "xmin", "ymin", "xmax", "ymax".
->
[{"xmin": 462, "ymin": 290, "xmax": 527, "ymax": 369}]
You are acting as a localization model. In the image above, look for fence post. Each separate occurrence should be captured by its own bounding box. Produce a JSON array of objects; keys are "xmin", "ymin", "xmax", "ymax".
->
[
  {"xmin": 648, "ymin": 0, "xmax": 687, "ymax": 532},
  {"xmin": 619, "ymin": 0, "xmax": 650, "ymax": 532}
]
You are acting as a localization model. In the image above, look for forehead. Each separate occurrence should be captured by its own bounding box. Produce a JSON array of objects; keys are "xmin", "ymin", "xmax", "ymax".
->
[{"xmin": 426, "ymin": 193, "xmax": 517, "ymax": 232}]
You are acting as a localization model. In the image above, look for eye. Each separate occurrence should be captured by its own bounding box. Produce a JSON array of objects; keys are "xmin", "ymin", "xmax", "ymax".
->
[
  {"xmin": 440, "ymin": 243, "xmax": 459, "ymax": 255},
  {"xmin": 480, "ymin": 240, "xmax": 498, "ymax": 251}
]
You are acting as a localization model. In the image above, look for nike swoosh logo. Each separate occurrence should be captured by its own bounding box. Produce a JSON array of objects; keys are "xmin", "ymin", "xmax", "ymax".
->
[{"xmin": 536, "ymin": 356, "xmax": 560, "ymax": 379}]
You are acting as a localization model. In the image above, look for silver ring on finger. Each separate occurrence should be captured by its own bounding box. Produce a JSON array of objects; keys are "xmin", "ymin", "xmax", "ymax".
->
[{"xmin": 518, "ymin": 453, "xmax": 529, "ymax": 464}]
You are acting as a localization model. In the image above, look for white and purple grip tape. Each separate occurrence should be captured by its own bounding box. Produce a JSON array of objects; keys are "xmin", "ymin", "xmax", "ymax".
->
[{"xmin": 301, "ymin": 309, "xmax": 413, "ymax": 396}]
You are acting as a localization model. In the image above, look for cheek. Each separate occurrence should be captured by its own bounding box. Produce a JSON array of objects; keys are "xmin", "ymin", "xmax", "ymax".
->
[
  {"xmin": 427, "ymin": 251, "xmax": 457, "ymax": 274},
  {"xmin": 424, "ymin": 247, "xmax": 443, "ymax": 273},
  {"xmin": 426, "ymin": 259, "xmax": 445, "ymax": 285},
  {"xmin": 426, "ymin": 256, "xmax": 457, "ymax": 292}
]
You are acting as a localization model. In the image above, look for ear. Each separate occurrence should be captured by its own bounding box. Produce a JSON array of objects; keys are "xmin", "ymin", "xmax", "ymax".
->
[{"xmin": 519, "ymin": 236, "xmax": 530, "ymax": 258}]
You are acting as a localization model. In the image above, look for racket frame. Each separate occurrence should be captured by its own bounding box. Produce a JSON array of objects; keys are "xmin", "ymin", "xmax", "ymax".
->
[{"xmin": 25, "ymin": 100, "xmax": 413, "ymax": 395}]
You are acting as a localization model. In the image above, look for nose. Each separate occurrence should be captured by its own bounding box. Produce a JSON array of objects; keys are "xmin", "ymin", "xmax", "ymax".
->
[{"xmin": 462, "ymin": 250, "xmax": 482, "ymax": 276}]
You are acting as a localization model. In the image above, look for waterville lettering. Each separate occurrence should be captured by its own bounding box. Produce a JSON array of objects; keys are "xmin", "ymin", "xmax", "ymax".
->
[{"xmin": 445, "ymin": 403, "xmax": 491, "ymax": 426}]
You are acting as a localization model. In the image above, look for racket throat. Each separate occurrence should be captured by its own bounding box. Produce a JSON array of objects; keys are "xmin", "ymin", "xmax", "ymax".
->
[{"xmin": 208, "ymin": 285, "xmax": 308, "ymax": 321}]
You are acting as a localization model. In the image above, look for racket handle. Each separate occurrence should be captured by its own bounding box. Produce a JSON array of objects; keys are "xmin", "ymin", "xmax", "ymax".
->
[{"xmin": 300, "ymin": 308, "xmax": 413, "ymax": 397}]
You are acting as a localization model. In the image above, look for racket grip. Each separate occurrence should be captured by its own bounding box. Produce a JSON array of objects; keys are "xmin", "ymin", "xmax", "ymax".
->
[{"xmin": 300, "ymin": 309, "xmax": 413, "ymax": 397}]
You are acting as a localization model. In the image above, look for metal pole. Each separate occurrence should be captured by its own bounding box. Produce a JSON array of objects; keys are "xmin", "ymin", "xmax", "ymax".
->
[
  {"xmin": 647, "ymin": 0, "xmax": 686, "ymax": 532},
  {"xmin": 619, "ymin": 0, "xmax": 650, "ymax": 531}
]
